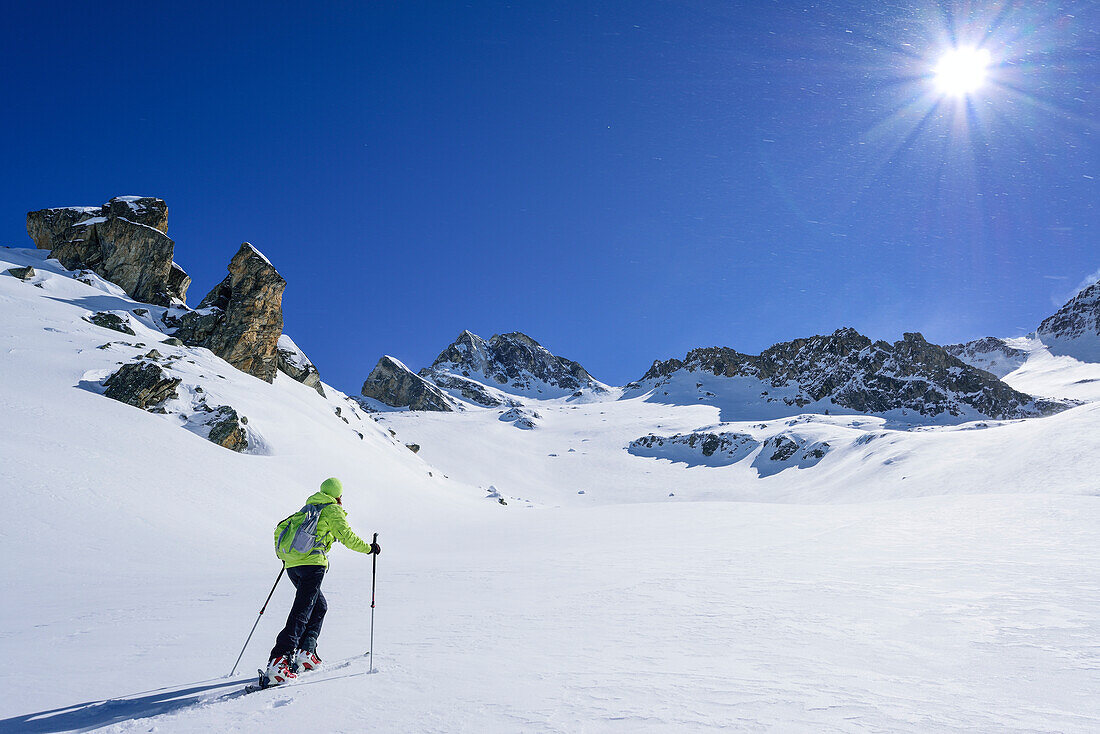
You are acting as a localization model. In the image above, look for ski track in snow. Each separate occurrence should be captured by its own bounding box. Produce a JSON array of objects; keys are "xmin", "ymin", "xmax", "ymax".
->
[{"xmin": 1, "ymin": 245, "xmax": 1099, "ymax": 732}]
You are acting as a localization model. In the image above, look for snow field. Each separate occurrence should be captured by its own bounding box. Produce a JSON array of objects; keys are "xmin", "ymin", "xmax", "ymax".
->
[{"xmin": 2, "ymin": 245, "xmax": 1099, "ymax": 731}]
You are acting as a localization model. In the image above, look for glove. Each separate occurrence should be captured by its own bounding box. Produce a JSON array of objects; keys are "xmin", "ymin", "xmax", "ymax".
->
[{"xmin": 370, "ymin": 541, "xmax": 381, "ymax": 556}]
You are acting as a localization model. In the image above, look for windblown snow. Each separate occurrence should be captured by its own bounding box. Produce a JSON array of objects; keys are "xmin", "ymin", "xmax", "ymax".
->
[{"xmin": 1, "ymin": 245, "xmax": 1098, "ymax": 733}]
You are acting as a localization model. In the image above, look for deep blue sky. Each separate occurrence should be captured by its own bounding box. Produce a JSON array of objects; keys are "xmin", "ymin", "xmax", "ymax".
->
[{"xmin": 3, "ymin": 1, "xmax": 1097, "ymax": 391}]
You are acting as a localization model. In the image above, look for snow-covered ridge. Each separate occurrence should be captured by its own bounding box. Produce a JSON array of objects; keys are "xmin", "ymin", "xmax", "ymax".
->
[
  {"xmin": 945, "ymin": 336, "xmax": 1030, "ymax": 378},
  {"xmin": 627, "ymin": 328, "xmax": 1062, "ymax": 424},
  {"xmin": 424, "ymin": 330, "xmax": 610, "ymax": 399}
]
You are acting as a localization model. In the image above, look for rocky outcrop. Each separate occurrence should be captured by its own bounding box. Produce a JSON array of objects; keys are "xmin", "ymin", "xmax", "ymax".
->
[
  {"xmin": 636, "ymin": 328, "xmax": 1062, "ymax": 421},
  {"xmin": 945, "ymin": 337, "xmax": 1030, "ymax": 378},
  {"xmin": 26, "ymin": 206, "xmax": 101, "ymax": 251},
  {"xmin": 167, "ymin": 263, "xmax": 192, "ymax": 302},
  {"xmin": 1037, "ymin": 281, "xmax": 1100, "ymax": 362},
  {"xmin": 104, "ymin": 196, "xmax": 168, "ymax": 232},
  {"xmin": 426, "ymin": 330, "xmax": 605, "ymax": 397},
  {"xmin": 26, "ymin": 196, "xmax": 188, "ymax": 305},
  {"xmin": 203, "ymin": 405, "xmax": 249, "ymax": 452},
  {"xmin": 276, "ymin": 334, "xmax": 325, "ymax": 397},
  {"xmin": 94, "ymin": 216, "xmax": 177, "ymax": 305},
  {"xmin": 165, "ymin": 243, "xmax": 286, "ymax": 383},
  {"xmin": 499, "ymin": 406, "xmax": 540, "ymax": 429},
  {"xmin": 86, "ymin": 312, "xmax": 136, "ymax": 336},
  {"xmin": 102, "ymin": 362, "xmax": 181, "ymax": 411},
  {"xmin": 361, "ymin": 356, "xmax": 456, "ymax": 411}
]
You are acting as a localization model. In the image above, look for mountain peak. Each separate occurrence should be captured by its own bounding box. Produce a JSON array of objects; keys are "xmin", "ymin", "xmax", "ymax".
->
[
  {"xmin": 427, "ymin": 330, "xmax": 605, "ymax": 399},
  {"xmin": 1037, "ymin": 280, "xmax": 1100, "ymax": 362}
]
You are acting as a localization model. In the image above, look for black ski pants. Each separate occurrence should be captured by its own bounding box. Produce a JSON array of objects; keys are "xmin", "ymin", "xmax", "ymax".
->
[{"xmin": 269, "ymin": 564, "xmax": 328, "ymax": 660}]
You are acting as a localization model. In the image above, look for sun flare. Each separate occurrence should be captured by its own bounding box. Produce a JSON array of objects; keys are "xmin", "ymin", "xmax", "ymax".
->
[{"xmin": 933, "ymin": 47, "xmax": 992, "ymax": 97}]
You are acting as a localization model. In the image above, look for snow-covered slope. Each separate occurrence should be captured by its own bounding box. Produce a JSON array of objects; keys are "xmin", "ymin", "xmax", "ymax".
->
[{"xmin": 3, "ymin": 245, "xmax": 1098, "ymax": 732}]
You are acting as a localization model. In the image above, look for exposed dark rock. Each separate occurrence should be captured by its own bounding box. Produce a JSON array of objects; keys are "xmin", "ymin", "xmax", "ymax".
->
[
  {"xmin": 361, "ymin": 356, "xmax": 456, "ymax": 411},
  {"xmin": 165, "ymin": 307, "xmax": 222, "ymax": 345},
  {"xmin": 167, "ymin": 262, "xmax": 191, "ymax": 303},
  {"xmin": 103, "ymin": 362, "xmax": 181, "ymax": 410},
  {"xmin": 405, "ymin": 443, "xmax": 421, "ymax": 453},
  {"xmin": 144, "ymin": 349, "xmax": 163, "ymax": 360},
  {"xmin": 168, "ymin": 243, "xmax": 286, "ymax": 383},
  {"xmin": 637, "ymin": 328, "xmax": 1061, "ymax": 420},
  {"xmin": 104, "ymin": 196, "xmax": 168, "ymax": 232},
  {"xmin": 6, "ymin": 266, "xmax": 34, "ymax": 281},
  {"xmin": 205, "ymin": 405, "xmax": 249, "ymax": 452},
  {"xmin": 161, "ymin": 337, "xmax": 184, "ymax": 346},
  {"xmin": 766, "ymin": 435, "xmax": 800, "ymax": 462},
  {"xmin": 276, "ymin": 334, "xmax": 325, "ymax": 397},
  {"xmin": 93, "ymin": 216, "xmax": 176, "ymax": 305},
  {"xmin": 26, "ymin": 197, "xmax": 188, "ymax": 306},
  {"xmin": 86, "ymin": 312, "xmax": 136, "ymax": 336},
  {"xmin": 26, "ymin": 206, "xmax": 101, "ymax": 251}
]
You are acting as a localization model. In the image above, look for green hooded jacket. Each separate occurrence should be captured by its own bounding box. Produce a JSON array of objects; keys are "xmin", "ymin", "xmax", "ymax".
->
[{"xmin": 275, "ymin": 491, "xmax": 374, "ymax": 568}]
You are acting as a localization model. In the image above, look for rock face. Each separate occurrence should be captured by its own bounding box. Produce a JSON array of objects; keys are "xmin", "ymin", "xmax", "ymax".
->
[
  {"xmin": 1037, "ymin": 281, "xmax": 1100, "ymax": 362},
  {"xmin": 945, "ymin": 337, "xmax": 1031, "ymax": 378},
  {"xmin": 424, "ymin": 330, "xmax": 605, "ymax": 398},
  {"xmin": 635, "ymin": 328, "xmax": 1060, "ymax": 421},
  {"xmin": 166, "ymin": 243, "xmax": 286, "ymax": 383},
  {"xmin": 276, "ymin": 334, "xmax": 326, "ymax": 397},
  {"xmin": 361, "ymin": 356, "xmax": 456, "ymax": 411},
  {"xmin": 102, "ymin": 362, "xmax": 181, "ymax": 411},
  {"xmin": 104, "ymin": 196, "xmax": 168, "ymax": 232},
  {"xmin": 26, "ymin": 196, "xmax": 188, "ymax": 305}
]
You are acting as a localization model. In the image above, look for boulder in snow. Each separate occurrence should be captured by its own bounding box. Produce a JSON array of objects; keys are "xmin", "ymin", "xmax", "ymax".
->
[
  {"xmin": 204, "ymin": 405, "xmax": 249, "ymax": 452},
  {"xmin": 102, "ymin": 361, "xmax": 181, "ymax": 411},
  {"xmin": 6, "ymin": 266, "xmax": 35, "ymax": 281},
  {"xmin": 86, "ymin": 311, "xmax": 136, "ymax": 336}
]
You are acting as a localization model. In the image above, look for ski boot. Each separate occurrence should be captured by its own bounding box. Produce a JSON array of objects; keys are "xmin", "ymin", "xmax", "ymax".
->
[
  {"xmin": 292, "ymin": 648, "xmax": 322, "ymax": 673},
  {"xmin": 262, "ymin": 655, "xmax": 298, "ymax": 687}
]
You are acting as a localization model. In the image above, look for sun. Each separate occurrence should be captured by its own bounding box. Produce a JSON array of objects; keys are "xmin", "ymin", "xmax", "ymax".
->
[{"xmin": 933, "ymin": 47, "xmax": 992, "ymax": 97}]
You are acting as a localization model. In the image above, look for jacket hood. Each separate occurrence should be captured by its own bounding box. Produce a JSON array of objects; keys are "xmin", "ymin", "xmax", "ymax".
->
[{"xmin": 307, "ymin": 491, "xmax": 339, "ymax": 507}]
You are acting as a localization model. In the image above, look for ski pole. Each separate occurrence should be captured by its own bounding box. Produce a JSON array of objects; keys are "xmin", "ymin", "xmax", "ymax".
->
[
  {"xmin": 369, "ymin": 532, "xmax": 378, "ymax": 673},
  {"xmin": 229, "ymin": 565, "xmax": 284, "ymax": 677}
]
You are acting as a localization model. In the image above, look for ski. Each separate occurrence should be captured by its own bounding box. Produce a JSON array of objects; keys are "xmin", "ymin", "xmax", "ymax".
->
[{"xmin": 241, "ymin": 656, "xmax": 361, "ymax": 694}]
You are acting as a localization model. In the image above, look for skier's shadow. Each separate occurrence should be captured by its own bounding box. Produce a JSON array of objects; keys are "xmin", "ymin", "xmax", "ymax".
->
[{"xmin": 0, "ymin": 678, "xmax": 245, "ymax": 733}]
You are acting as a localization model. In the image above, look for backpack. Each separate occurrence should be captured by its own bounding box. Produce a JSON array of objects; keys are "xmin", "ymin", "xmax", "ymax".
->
[{"xmin": 274, "ymin": 503, "xmax": 327, "ymax": 563}]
